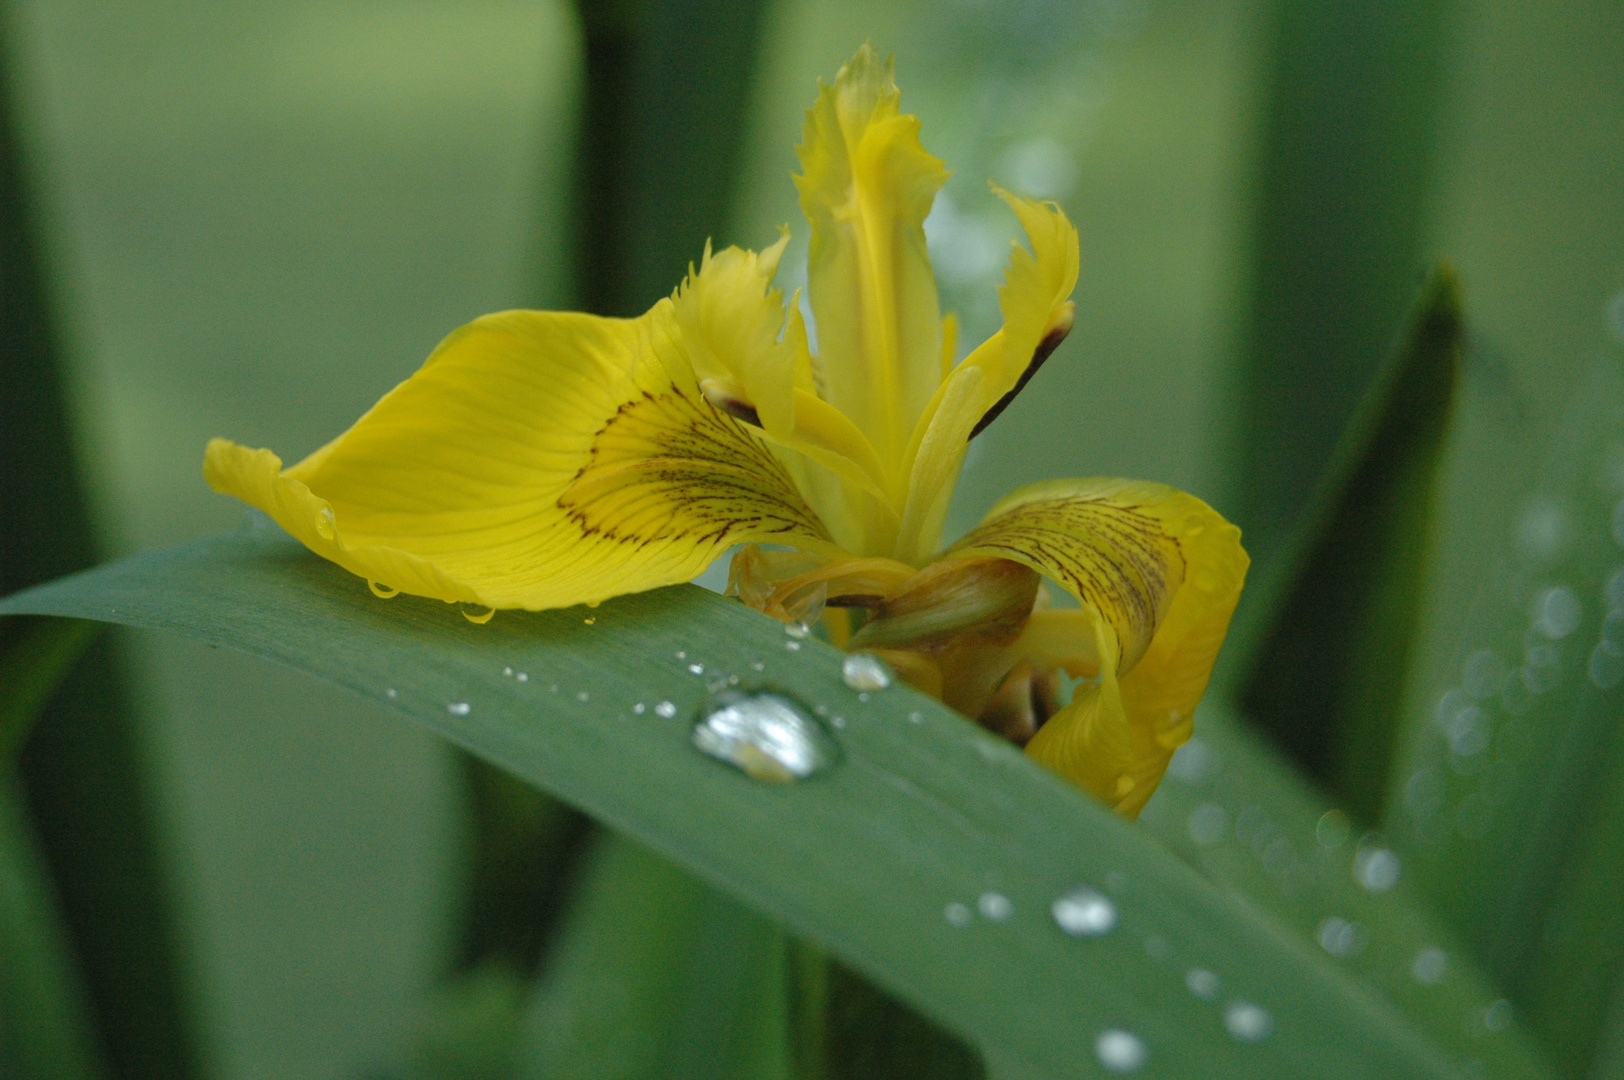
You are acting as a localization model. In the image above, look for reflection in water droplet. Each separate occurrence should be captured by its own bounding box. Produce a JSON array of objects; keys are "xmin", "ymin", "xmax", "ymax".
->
[
  {"xmin": 1413, "ymin": 946, "xmax": 1448, "ymax": 984},
  {"xmin": 460, "ymin": 603, "xmax": 496, "ymax": 625},
  {"xmin": 654, "ymin": 700, "xmax": 677, "ymax": 719},
  {"xmin": 1187, "ymin": 803, "xmax": 1228, "ymax": 846},
  {"xmin": 1316, "ymin": 809, "xmax": 1351, "ymax": 849},
  {"xmin": 1530, "ymin": 586, "xmax": 1582, "ymax": 638},
  {"xmin": 688, "ymin": 663, "xmax": 705, "ymax": 675},
  {"xmin": 1591, "ymin": 642, "xmax": 1624, "ymax": 689},
  {"xmin": 447, "ymin": 702, "xmax": 470, "ymax": 716},
  {"xmin": 314, "ymin": 506, "xmax": 336, "ymax": 540},
  {"xmin": 978, "ymin": 891, "xmax": 1014, "ymax": 921},
  {"xmin": 1353, "ymin": 842, "xmax": 1401, "ymax": 892},
  {"xmin": 691, "ymin": 690, "xmax": 836, "ymax": 783},
  {"xmin": 368, "ymin": 580, "xmax": 399, "ymax": 599},
  {"xmin": 1052, "ymin": 887, "xmax": 1116, "ymax": 937},
  {"xmin": 1317, "ymin": 917, "xmax": 1364, "ymax": 957},
  {"xmin": 1225, "ymin": 1002, "xmax": 1273, "ymax": 1042},
  {"xmin": 944, "ymin": 902, "xmax": 973, "ymax": 928},
  {"xmin": 1095, "ymin": 1030, "xmax": 1147, "ymax": 1073},
  {"xmin": 785, "ymin": 621, "xmax": 812, "ymax": 639},
  {"xmin": 841, "ymin": 652, "xmax": 892, "ymax": 691},
  {"xmin": 1185, "ymin": 968, "xmax": 1221, "ymax": 1000}
]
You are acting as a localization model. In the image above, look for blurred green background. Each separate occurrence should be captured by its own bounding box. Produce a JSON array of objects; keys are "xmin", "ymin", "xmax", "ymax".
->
[{"xmin": 2, "ymin": 0, "xmax": 1621, "ymax": 1076}]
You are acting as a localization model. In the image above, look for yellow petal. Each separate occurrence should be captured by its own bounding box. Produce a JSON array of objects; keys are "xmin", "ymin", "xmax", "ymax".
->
[
  {"xmin": 794, "ymin": 43, "xmax": 948, "ymax": 469},
  {"xmin": 948, "ymin": 479, "xmax": 1247, "ymax": 815},
  {"xmin": 892, "ymin": 192, "xmax": 1079, "ymax": 562},
  {"xmin": 205, "ymin": 304, "xmax": 838, "ymax": 610}
]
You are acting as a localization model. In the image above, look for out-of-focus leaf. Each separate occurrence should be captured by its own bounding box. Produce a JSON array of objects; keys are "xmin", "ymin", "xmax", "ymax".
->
[
  {"xmin": 0, "ymin": 524, "xmax": 1559, "ymax": 1079},
  {"xmin": 1236, "ymin": 267, "xmax": 1461, "ymax": 821},
  {"xmin": 1231, "ymin": 0, "xmax": 1451, "ymax": 560},
  {"xmin": 1141, "ymin": 701, "xmax": 1553, "ymax": 1079},
  {"xmin": 1384, "ymin": 356, "xmax": 1624, "ymax": 1075},
  {"xmin": 516, "ymin": 830, "xmax": 789, "ymax": 1080},
  {"xmin": 0, "ymin": 619, "xmax": 98, "ymax": 770}
]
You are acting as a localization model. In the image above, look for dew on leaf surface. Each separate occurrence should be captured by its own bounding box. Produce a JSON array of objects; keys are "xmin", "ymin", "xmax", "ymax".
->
[
  {"xmin": 654, "ymin": 700, "xmax": 677, "ymax": 719},
  {"xmin": 1353, "ymin": 840, "xmax": 1401, "ymax": 892},
  {"xmin": 447, "ymin": 702, "xmax": 470, "ymax": 716},
  {"xmin": 691, "ymin": 690, "xmax": 836, "ymax": 783},
  {"xmin": 841, "ymin": 652, "xmax": 892, "ymax": 691},
  {"xmin": 1224, "ymin": 1001, "xmax": 1273, "ymax": 1043},
  {"xmin": 515, "ymin": 672, "xmax": 528, "ymax": 682},
  {"xmin": 785, "ymin": 620, "xmax": 812, "ymax": 639},
  {"xmin": 688, "ymin": 663, "xmax": 705, "ymax": 675},
  {"xmin": 1095, "ymin": 1029, "xmax": 1147, "ymax": 1073},
  {"xmin": 977, "ymin": 891, "xmax": 1013, "ymax": 921},
  {"xmin": 1052, "ymin": 887, "xmax": 1116, "ymax": 937},
  {"xmin": 785, "ymin": 640, "xmax": 802, "ymax": 651},
  {"xmin": 1317, "ymin": 916, "xmax": 1363, "ymax": 957},
  {"xmin": 632, "ymin": 702, "xmax": 646, "ymax": 715},
  {"xmin": 1185, "ymin": 968, "xmax": 1220, "ymax": 1000},
  {"xmin": 944, "ymin": 902, "xmax": 973, "ymax": 928},
  {"xmin": 1413, "ymin": 946, "xmax": 1448, "ymax": 984}
]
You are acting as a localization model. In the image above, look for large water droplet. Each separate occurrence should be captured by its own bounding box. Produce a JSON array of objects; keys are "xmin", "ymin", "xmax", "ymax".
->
[
  {"xmin": 841, "ymin": 652, "xmax": 892, "ymax": 692},
  {"xmin": 1052, "ymin": 887, "xmax": 1116, "ymax": 937},
  {"xmin": 314, "ymin": 506, "xmax": 336, "ymax": 540},
  {"xmin": 1095, "ymin": 1029, "xmax": 1148, "ymax": 1073},
  {"xmin": 692, "ymin": 690, "xmax": 836, "ymax": 783},
  {"xmin": 447, "ymin": 702, "xmax": 470, "ymax": 716},
  {"xmin": 1224, "ymin": 1001, "xmax": 1273, "ymax": 1043}
]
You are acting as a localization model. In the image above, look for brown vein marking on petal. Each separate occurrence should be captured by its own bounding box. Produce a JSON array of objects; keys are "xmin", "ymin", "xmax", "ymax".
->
[
  {"xmin": 952, "ymin": 497, "xmax": 1182, "ymax": 671},
  {"xmin": 968, "ymin": 323, "xmax": 1072, "ymax": 440},
  {"xmin": 700, "ymin": 380, "xmax": 764, "ymax": 427},
  {"xmin": 560, "ymin": 388, "xmax": 829, "ymax": 548}
]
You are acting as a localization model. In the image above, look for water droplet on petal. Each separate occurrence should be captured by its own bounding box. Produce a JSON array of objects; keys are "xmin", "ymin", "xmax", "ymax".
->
[
  {"xmin": 1095, "ymin": 1029, "xmax": 1147, "ymax": 1073},
  {"xmin": 1052, "ymin": 887, "xmax": 1116, "ymax": 937},
  {"xmin": 654, "ymin": 700, "xmax": 677, "ymax": 719},
  {"xmin": 314, "ymin": 506, "xmax": 336, "ymax": 540},
  {"xmin": 785, "ymin": 620, "xmax": 812, "ymax": 639},
  {"xmin": 1413, "ymin": 946, "xmax": 1448, "ymax": 984},
  {"xmin": 691, "ymin": 690, "xmax": 836, "ymax": 783},
  {"xmin": 944, "ymin": 902, "xmax": 973, "ymax": 928},
  {"xmin": 460, "ymin": 603, "xmax": 496, "ymax": 625},
  {"xmin": 1224, "ymin": 1001, "xmax": 1273, "ymax": 1043},
  {"xmin": 1353, "ymin": 841, "xmax": 1401, "ymax": 892},
  {"xmin": 447, "ymin": 702, "xmax": 470, "ymax": 716},
  {"xmin": 1186, "ymin": 968, "xmax": 1221, "ymax": 1000},
  {"xmin": 368, "ymin": 580, "xmax": 399, "ymax": 599},
  {"xmin": 977, "ymin": 891, "xmax": 1013, "ymax": 921},
  {"xmin": 841, "ymin": 652, "xmax": 892, "ymax": 691}
]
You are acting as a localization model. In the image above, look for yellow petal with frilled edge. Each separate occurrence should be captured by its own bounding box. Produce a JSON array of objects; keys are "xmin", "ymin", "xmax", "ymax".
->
[
  {"xmin": 205, "ymin": 303, "xmax": 840, "ymax": 611},
  {"xmin": 947, "ymin": 478, "xmax": 1247, "ymax": 815},
  {"xmin": 795, "ymin": 43, "xmax": 949, "ymax": 473},
  {"xmin": 892, "ymin": 190, "xmax": 1079, "ymax": 563}
]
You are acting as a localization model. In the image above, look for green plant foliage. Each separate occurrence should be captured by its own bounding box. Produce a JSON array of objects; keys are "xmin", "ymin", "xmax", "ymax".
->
[
  {"xmin": 0, "ymin": 619, "xmax": 99, "ymax": 770},
  {"xmin": 0, "ymin": 523, "xmax": 1560, "ymax": 1079},
  {"xmin": 1237, "ymin": 267, "xmax": 1462, "ymax": 821}
]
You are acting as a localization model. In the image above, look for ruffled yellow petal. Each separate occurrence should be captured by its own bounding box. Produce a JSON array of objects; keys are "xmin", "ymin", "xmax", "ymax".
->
[
  {"xmin": 794, "ymin": 42, "xmax": 948, "ymax": 470},
  {"xmin": 892, "ymin": 191, "xmax": 1079, "ymax": 562},
  {"xmin": 947, "ymin": 478, "xmax": 1247, "ymax": 814},
  {"xmin": 205, "ymin": 303, "xmax": 839, "ymax": 611}
]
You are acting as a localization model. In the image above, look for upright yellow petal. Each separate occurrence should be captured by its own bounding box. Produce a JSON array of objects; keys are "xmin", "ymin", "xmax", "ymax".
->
[
  {"xmin": 892, "ymin": 191, "xmax": 1079, "ymax": 562},
  {"xmin": 947, "ymin": 478, "xmax": 1247, "ymax": 814},
  {"xmin": 205, "ymin": 303, "xmax": 839, "ymax": 611},
  {"xmin": 795, "ymin": 44, "xmax": 948, "ymax": 472}
]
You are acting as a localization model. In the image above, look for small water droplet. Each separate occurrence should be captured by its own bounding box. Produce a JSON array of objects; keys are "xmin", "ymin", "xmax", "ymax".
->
[
  {"xmin": 785, "ymin": 640, "xmax": 802, "ymax": 651},
  {"xmin": 750, "ymin": 659, "xmax": 766, "ymax": 672},
  {"xmin": 1413, "ymin": 946, "xmax": 1448, "ymax": 984},
  {"xmin": 654, "ymin": 700, "xmax": 677, "ymax": 719},
  {"xmin": 583, "ymin": 616, "xmax": 596, "ymax": 625},
  {"xmin": 460, "ymin": 603, "xmax": 496, "ymax": 625},
  {"xmin": 368, "ymin": 580, "xmax": 399, "ymax": 599},
  {"xmin": 691, "ymin": 690, "xmax": 836, "ymax": 783},
  {"xmin": 575, "ymin": 690, "xmax": 589, "ymax": 702},
  {"xmin": 1095, "ymin": 1029, "xmax": 1147, "ymax": 1073},
  {"xmin": 633, "ymin": 702, "xmax": 646, "ymax": 715},
  {"xmin": 944, "ymin": 902, "xmax": 973, "ymax": 928},
  {"xmin": 908, "ymin": 710, "xmax": 924, "ymax": 724},
  {"xmin": 1353, "ymin": 841, "xmax": 1401, "ymax": 892},
  {"xmin": 785, "ymin": 620, "xmax": 812, "ymax": 639},
  {"xmin": 841, "ymin": 652, "xmax": 892, "ymax": 692},
  {"xmin": 385, "ymin": 688, "xmax": 397, "ymax": 699},
  {"xmin": 1187, "ymin": 802, "xmax": 1228, "ymax": 846},
  {"xmin": 1483, "ymin": 999, "xmax": 1512, "ymax": 1033},
  {"xmin": 314, "ymin": 506, "xmax": 336, "ymax": 540},
  {"xmin": 1531, "ymin": 586, "xmax": 1582, "ymax": 638},
  {"xmin": 1317, "ymin": 916, "xmax": 1364, "ymax": 957},
  {"xmin": 857, "ymin": 691, "xmax": 870, "ymax": 703},
  {"xmin": 447, "ymin": 702, "xmax": 470, "ymax": 716},
  {"xmin": 830, "ymin": 715, "xmax": 846, "ymax": 728},
  {"xmin": 976, "ymin": 891, "xmax": 1014, "ymax": 921},
  {"xmin": 1052, "ymin": 887, "xmax": 1116, "ymax": 937},
  {"xmin": 1224, "ymin": 1001, "xmax": 1273, "ymax": 1043},
  {"xmin": 688, "ymin": 663, "xmax": 705, "ymax": 675},
  {"xmin": 1186, "ymin": 968, "xmax": 1221, "ymax": 1000},
  {"xmin": 502, "ymin": 666, "xmax": 513, "ymax": 677},
  {"xmin": 516, "ymin": 672, "xmax": 528, "ymax": 682},
  {"xmin": 675, "ymin": 650, "xmax": 687, "ymax": 660}
]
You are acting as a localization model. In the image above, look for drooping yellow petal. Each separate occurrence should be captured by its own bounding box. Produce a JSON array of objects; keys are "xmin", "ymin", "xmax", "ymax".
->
[
  {"xmin": 947, "ymin": 478, "xmax": 1247, "ymax": 814},
  {"xmin": 892, "ymin": 191, "xmax": 1080, "ymax": 562},
  {"xmin": 205, "ymin": 303, "xmax": 840, "ymax": 611},
  {"xmin": 795, "ymin": 43, "xmax": 948, "ymax": 472}
]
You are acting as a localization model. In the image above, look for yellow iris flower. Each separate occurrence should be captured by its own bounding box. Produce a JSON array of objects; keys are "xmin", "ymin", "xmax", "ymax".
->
[{"xmin": 204, "ymin": 45, "xmax": 1246, "ymax": 816}]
